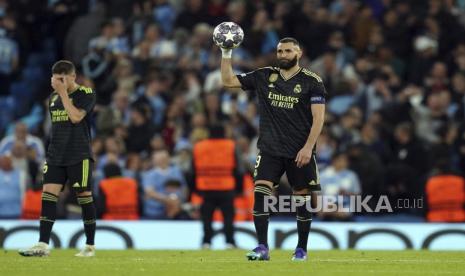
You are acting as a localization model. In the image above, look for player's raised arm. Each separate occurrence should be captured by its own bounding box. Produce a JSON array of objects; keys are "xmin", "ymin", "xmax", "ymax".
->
[
  {"xmin": 51, "ymin": 75, "xmax": 87, "ymax": 124},
  {"xmin": 213, "ymin": 22, "xmax": 244, "ymax": 89},
  {"xmin": 220, "ymin": 53, "xmax": 241, "ymax": 88}
]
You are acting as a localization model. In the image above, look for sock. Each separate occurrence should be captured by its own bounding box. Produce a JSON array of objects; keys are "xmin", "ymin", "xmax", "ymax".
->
[
  {"xmin": 39, "ymin": 192, "xmax": 58, "ymax": 244},
  {"xmin": 294, "ymin": 195, "xmax": 312, "ymax": 251},
  {"xmin": 253, "ymin": 184, "xmax": 272, "ymax": 247},
  {"xmin": 77, "ymin": 195, "xmax": 96, "ymax": 245}
]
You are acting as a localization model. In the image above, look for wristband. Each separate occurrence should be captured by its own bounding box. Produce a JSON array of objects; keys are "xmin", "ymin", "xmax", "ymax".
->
[{"xmin": 221, "ymin": 48, "xmax": 232, "ymax": 59}]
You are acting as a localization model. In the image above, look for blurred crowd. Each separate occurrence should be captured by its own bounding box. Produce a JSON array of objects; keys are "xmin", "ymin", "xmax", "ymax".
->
[{"xmin": 1, "ymin": 0, "xmax": 465, "ymax": 221}]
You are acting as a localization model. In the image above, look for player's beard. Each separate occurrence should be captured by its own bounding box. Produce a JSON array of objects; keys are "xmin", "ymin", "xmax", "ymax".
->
[{"xmin": 278, "ymin": 55, "xmax": 298, "ymax": 70}]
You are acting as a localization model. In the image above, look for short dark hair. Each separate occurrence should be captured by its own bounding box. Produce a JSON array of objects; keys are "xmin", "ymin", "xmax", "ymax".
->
[
  {"xmin": 279, "ymin": 37, "xmax": 300, "ymax": 48},
  {"xmin": 52, "ymin": 60, "xmax": 75, "ymax": 75},
  {"xmin": 208, "ymin": 124, "xmax": 225, "ymax": 139},
  {"xmin": 165, "ymin": 179, "xmax": 182, "ymax": 189},
  {"xmin": 332, "ymin": 150, "xmax": 347, "ymax": 161},
  {"xmin": 103, "ymin": 163, "xmax": 122, "ymax": 178},
  {"xmin": 100, "ymin": 20, "xmax": 113, "ymax": 30}
]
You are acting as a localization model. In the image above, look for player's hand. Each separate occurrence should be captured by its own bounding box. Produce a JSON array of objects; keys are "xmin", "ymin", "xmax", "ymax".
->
[
  {"xmin": 221, "ymin": 48, "xmax": 232, "ymax": 58},
  {"xmin": 295, "ymin": 144, "xmax": 313, "ymax": 168},
  {"xmin": 51, "ymin": 75, "xmax": 67, "ymax": 95}
]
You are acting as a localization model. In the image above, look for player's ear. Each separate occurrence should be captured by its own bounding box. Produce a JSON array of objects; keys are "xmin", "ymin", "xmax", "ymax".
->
[
  {"xmin": 297, "ymin": 47, "xmax": 303, "ymax": 59},
  {"xmin": 66, "ymin": 73, "xmax": 76, "ymax": 83}
]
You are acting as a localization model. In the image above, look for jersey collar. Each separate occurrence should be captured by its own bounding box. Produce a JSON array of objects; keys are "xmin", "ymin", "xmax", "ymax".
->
[
  {"xmin": 68, "ymin": 85, "xmax": 81, "ymax": 96},
  {"xmin": 279, "ymin": 67, "xmax": 302, "ymax": 81}
]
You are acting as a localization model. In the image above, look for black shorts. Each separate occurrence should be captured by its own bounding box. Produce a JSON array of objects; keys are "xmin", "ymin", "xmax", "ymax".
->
[
  {"xmin": 43, "ymin": 159, "xmax": 93, "ymax": 192},
  {"xmin": 253, "ymin": 151, "xmax": 321, "ymax": 191}
]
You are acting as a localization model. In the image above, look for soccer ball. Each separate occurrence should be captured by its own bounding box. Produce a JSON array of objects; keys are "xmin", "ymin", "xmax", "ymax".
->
[{"xmin": 212, "ymin": 22, "xmax": 244, "ymax": 49}]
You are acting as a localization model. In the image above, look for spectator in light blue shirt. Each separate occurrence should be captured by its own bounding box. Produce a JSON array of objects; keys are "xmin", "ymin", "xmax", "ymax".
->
[
  {"xmin": 0, "ymin": 122, "xmax": 45, "ymax": 163},
  {"xmin": 0, "ymin": 28, "xmax": 18, "ymax": 75},
  {"xmin": 0, "ymin": 155, "xmax": 25, "ymax": 218},
  {"xmin": 320, "ymin": 151, "xmax": 361, "ymax": 221},
  {"xmin": 152, "ymin": 0, "xmax": 176, "ymax": 36},
  {"xmin": 0, "ymin": 27, "xmax": 18, "ymax": 96},
  {"xmin": 107, "ymin": 18, "xmax": 130, "ymax": 55},
  {"xmin": 142, "ymin": 149, "xmax": 187, "ymax": 219}
]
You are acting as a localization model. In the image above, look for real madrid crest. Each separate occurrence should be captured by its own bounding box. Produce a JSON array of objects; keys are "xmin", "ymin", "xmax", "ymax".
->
[
  {"xmin": 294, "ymin": 84, "xmax": 302, "ymax": 93},
  {"xmin": 269, "ymin": 73, "xmax": 278, "ymax": 83}
]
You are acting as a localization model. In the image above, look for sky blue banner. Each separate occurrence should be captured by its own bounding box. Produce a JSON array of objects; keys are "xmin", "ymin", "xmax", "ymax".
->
[{"xmin": 1, "ymin": 221, "xmax": 465, "ymax": 250}]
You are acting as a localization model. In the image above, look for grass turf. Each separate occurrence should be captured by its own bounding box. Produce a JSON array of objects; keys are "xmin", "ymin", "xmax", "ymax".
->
[{"xmin": 1, "ymin": 249, "xmax": 465, "ymax": 276}]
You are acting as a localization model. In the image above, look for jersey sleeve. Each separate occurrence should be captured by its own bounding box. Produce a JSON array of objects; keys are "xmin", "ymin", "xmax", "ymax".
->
[
  {"xmin": 74, "ymin": 89, "xmax": 96, "ymax": 114},
  {"xmin": 236, "ymin": 67, "xmax": 273, "ymax": 91},
  {"xmin": 310, "ymin": 80, "xmax": 327, "ymax": 105},
  {"xmin": 236, "ymin": 70, "xmax": 258, "ymax": 91}
]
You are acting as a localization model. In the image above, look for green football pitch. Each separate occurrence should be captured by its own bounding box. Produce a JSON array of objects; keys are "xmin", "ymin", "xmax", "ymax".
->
[{"xmin": 1, "ymin": 250, "xmax": 464, "ymax": 276}]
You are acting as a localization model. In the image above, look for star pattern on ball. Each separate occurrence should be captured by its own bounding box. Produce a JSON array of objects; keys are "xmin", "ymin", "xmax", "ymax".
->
[
  {"xmin": 213, "ymin": 22, "xmax": 244, "ymax": 48},
  {"xmin": 224, "ymin": 31, "xmax": 235, "ymax": 42}
]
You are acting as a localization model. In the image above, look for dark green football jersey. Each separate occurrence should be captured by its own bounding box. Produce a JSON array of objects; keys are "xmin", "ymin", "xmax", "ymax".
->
[
  {"xmin": 237, "ymin": 67, "xmax": 326, "ymax": 158},
  {"xmin": 46, "ymin": 86, "xmax": 96, "ymax": 166}
]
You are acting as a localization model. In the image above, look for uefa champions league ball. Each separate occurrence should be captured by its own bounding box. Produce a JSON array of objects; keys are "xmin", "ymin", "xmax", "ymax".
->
[{"xmin": 213, "ymin": 22, "xmax": 244, "ymax": 49}]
